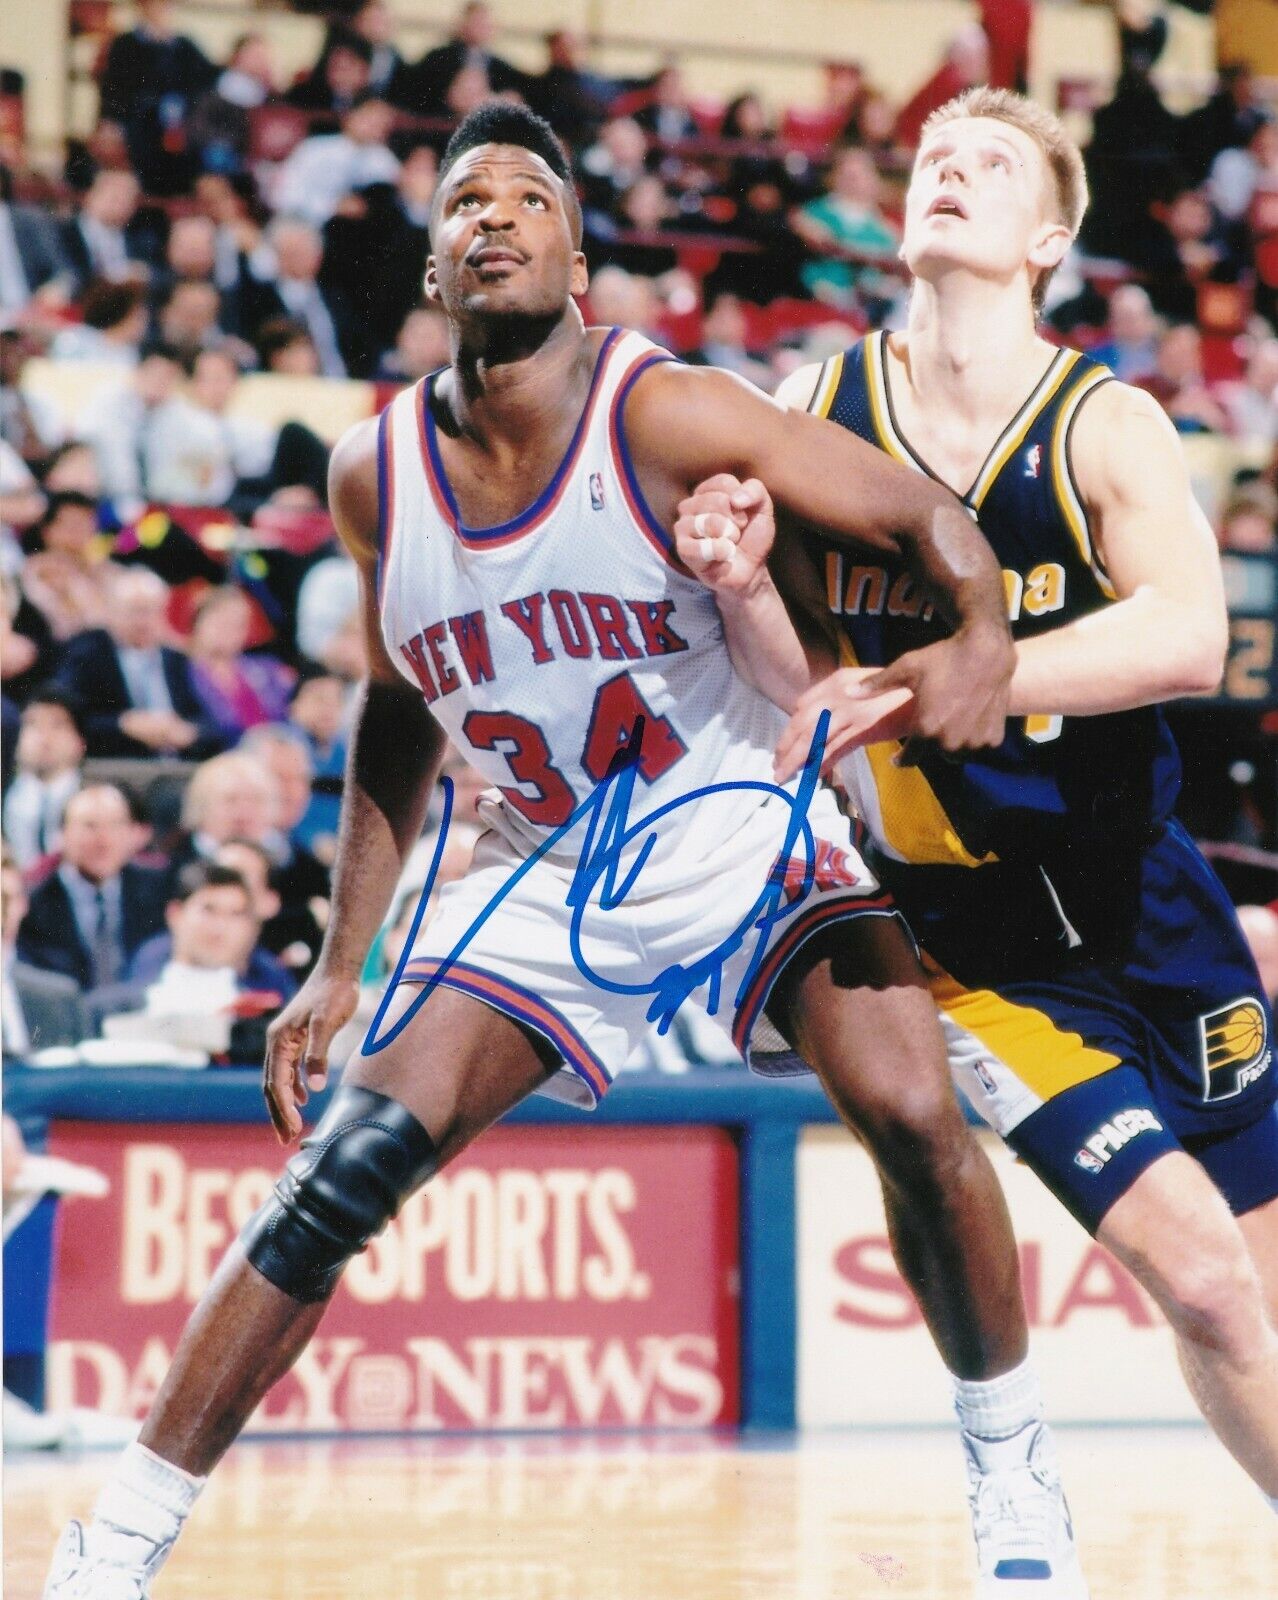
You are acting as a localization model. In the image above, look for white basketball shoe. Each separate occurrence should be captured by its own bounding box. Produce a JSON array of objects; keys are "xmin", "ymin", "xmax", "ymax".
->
[
  {"xmin": 963, "ymin": 1423, "xmax": 1090, "ymax": 1598},
  {"xmin": 42, "ymin": 1521, "xmax": 169, "ymax": 1600}
]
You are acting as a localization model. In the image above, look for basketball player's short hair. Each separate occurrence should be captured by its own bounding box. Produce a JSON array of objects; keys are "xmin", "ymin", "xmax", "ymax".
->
[
  {"xmin": 433, "ymin": 101, "xmax": 582, "ymax": 246},
  {"xmin": 921, "ymin": 87, "xmax": 1088, "ymax": 317}
]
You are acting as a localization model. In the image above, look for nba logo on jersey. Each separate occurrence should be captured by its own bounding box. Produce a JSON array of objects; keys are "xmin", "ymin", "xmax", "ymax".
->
[
  {"xmin": 1199, "ymin": 998, "xmax": 1271, "ymax": 1102},
  {"xmin": 589, "ymin": 471, "xmax": 605, "ymax": 511},
  {"xmin": 1023, "ymin": 444, "xmax": 1042, "ymax": 479}
]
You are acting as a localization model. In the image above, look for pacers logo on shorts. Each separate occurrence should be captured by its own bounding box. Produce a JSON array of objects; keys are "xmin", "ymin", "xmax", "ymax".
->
[{"xmin": 1199, "ymin": 998, "xmax": 1271, "ymax": 1103}]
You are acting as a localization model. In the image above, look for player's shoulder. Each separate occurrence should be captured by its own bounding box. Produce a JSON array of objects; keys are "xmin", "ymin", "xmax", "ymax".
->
[
  {"xmin": 773, "ymin": 361, "xmax": 826, "ymax": 413},
  {"xmin": 327, "ymin": 414, "xmax": 382, "ymax": 568},
  {"xmin": 1070, "ymin": 377, "xmax": 1182, "ymax": 468}
]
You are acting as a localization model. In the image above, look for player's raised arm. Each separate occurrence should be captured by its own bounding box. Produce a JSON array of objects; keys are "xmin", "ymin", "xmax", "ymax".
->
[
  {"xmin": 634, "ymin": 360, "xmax": 1013, "ymax": 749},
  {"xmin": 1006, "ymin": 381, "xmax": 1228, "ymax": 715},
  {"xmin": 262, "ymin": 418, "xmax": 447, "ymax": 1144}
]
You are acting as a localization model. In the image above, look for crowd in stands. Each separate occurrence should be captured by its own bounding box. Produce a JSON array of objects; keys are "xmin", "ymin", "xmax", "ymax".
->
[{"xmin": 2, "ymin": 0, "xmax": 1278, "ymax": 1066}]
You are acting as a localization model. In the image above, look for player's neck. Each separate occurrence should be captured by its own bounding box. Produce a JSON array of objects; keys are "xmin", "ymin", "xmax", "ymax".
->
[
  {"xmin": 444, "ymin": 305, "xmax": 590, "ymax": 449},
  {"xmin": 902, "ymin": 277, "xmax": 1045, "ymax": 416}
]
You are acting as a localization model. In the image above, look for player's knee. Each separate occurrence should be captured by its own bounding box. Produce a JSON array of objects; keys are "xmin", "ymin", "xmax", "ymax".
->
[
  {"xmin": 1154, "ymin": 1246, "xmax": 1269, "ymax": 1359},
  {"xmin": 838, "ymin": 1075, "xmax": 972, "ymax": 1192},
  {"xmin": 241, "ymin": 1086, "xmax": 439, "ymax": 1303}
]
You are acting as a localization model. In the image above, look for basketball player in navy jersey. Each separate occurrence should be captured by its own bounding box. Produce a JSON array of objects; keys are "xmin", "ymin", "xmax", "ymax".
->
[
  {"xmin": 679, "ymin": 86, "xmax": 1278, "ymax": 1532},
  {"xmin": 45, "ymin": 103, "xmax": 1086, "ymax": 1599}
]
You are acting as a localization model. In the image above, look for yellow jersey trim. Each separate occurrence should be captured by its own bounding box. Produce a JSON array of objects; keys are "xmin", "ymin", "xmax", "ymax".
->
[
  {"xmin": 969, "ymin": 349, "xmax": 1082, "ymax": 510},
  {"xmin": 809, "ymin": 353, "xmax": 844, "ymax": 419},
  {"xmin": 925, "ymin": 954, "xmax": 1123, "ymax": 1100},
  {"xmin": 1051, "ymin": 366, "xmax": 1117, "ymax": 599},
  {"xmin": 838, "ymin": 637, "xmax": 995, "ymax": 868}
]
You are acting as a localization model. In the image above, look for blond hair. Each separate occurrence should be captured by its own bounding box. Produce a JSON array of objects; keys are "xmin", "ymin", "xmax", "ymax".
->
[{"xmin": 920, "ymin": 87, "xmax": 1088, "ymax": 316}]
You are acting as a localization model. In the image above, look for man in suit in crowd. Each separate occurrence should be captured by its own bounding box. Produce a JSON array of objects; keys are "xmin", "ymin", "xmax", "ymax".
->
[
  {"xmin": 243, "ymin": 217, "xmax": 352, "ymax": 378},
  {"xmin": 403, "ymin": 0, "xmax": 524, "ymax": 117},
  {"xmin": 0, "ymin": 169, "xmax": 72, "ymax": 316},
  {"xmin": 58, "ymin": 170, "xmax": 157, "ymax": 299},
  {"xmin": 2, "ymin": 847, "xmax": 86, "ymax": 1053},
  {"xmin": 52, "ymin": 568, "xmax": 223, "ymax": 759},
  {"xmin": 2, "ymin": 691, "xmax": 87, "ymax": 872},
  {"xmin": 16, "ymin": 784, "xmax": 168, "ymax": 991}
]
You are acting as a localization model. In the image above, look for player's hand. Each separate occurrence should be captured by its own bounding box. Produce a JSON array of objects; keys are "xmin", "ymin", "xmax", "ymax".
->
[
  {"xmin": 674, "ymin": 474, "xmax": 776, "ymax": 593},
  {"xmin": 775, "ymin": 667, "xmax": 915, "ymax": 782},
  {"xmin": 262, "ymin": 968, "xmax": 360, "ymax": 1144},
  {"xmin": 870, "ymin": 627, "xmax": 1013, "ymax": 763}
]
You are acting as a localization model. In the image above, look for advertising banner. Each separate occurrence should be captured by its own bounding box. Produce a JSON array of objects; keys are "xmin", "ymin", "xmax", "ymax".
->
[
  {"xmin": 797, "ymin": 1127, "xmax": 1191, "ymax": 1426},
  {"xmin": 46, "ymin": 1121, "xmax": 740, "ymax": 1432}
]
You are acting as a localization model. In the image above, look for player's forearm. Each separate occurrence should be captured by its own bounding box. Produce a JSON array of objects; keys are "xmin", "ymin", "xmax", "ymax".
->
[
  {"xmin": 316, "ymin": 679, "xmax": 445, "ymax": 977},
  {"xmin": 1009, "ymin": 591, "xmax": 1227, "ymax": 716},
  {"xmin": 716, "ymin": 572, "xmax": 833, "ymax": 712}
]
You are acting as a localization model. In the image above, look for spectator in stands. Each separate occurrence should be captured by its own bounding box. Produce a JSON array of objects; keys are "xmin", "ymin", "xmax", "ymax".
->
[
  {"xmin": 48, "ymin": 278, "xmax": 148, "ymax": 366},
  {"xmin": 188, "ymin": 33, "xmax": 279, "ymax": 180},
  {"xmin": 894, "ymin": 25, "xmax": 990, "ymax": 150},
  {"xmin": 99, "ymin": 861, "xmax": 288, "ymax": 1059},
  {"xmin": 195, "ymin": 346, "xmax": 330, "ymax": 509},
  {"xmin": 0, "ymin": 439, "xmax": 44, "ymax": 560},
  {"xmin": 1144, "ymin": 187, "xmax": 1230, "ymax": 320},
  {"xmin": 256, "ymin": 316, "xmax": 321, "ymax": 377},
  {"xmin": 585, "ymin": 265, "xmax": 665, "ymax": 343},
  {"xmin": 287, "ymin": 669, "xmax": 347, "ymax": 864},
  {"xmin": 286, "ymin": 28, "xmax": 372, "ymax": 116},
  {"xmin": 0, "ymin": 325, "xmax": 62, "ymax": 467},
  {"xmin": 378, "ymin": 304, "xmax": 449, "ymax": 382},
  {"xmin": 156, "ymin": 279, "xmax": 225, "ymax": 365},
  {"xmin": 1, "ymin": 569, "xmax": 58, "ymax": 708},
  {"xmin": 172, "ymin": 744, "xmax": 327, "ymax": 968},
  {"xmin": 1084, "ymin": 63, "xmax": 1181, "ymax": 268},
  {"xmin": 52, "ymin": 567, "xmax": 219, "ymax": 758},
  {"xmin": 341, "ymin": 1, "xmax": 410, "ymax": 105},
  {"xmin": 245, "ymin": 217, "xmax": 350, "ymax": 377},
  {"xmin": 1139, "ymin": 322, "xmax": 1231, "ymax": 435},
  {"xmin": 187, "ymin": 585, "xmax": 294, "ymax": 740},
  {"xmin": 127, "ymin": 847, "xmax": 295, "ymax": 1000},
  {"xmin": 1220, "ymin": 338, "xmax": 1278, "ymax": 445},
  {"xmin": 1210, "ymin": 113, "xmax": 1278, "ymax": 227},
  {"xmin": 59, "ymin": 170, "xmax": 150, "ymax": 297},
  {"xmin": 404, "ymin": 1, "xmax": 523, "ymax": 118},
  {"xmin": 1092, "ymin": 283, "xmax": 1162, "ymax": 384},
  {"xmin": 2, "ymin": 691, "xmax": 86, "ymax": 871},
  {"xmin": 2, "ymin": 845, "xmax": 86, "ymax": 1053},
  {"xmin": 96, "ymin": 0, "xmax": 217, "ymax": 195},
  {"xmin": 1219, "ymin": 481, "xmax": 1278, "ymax": 553},
  {"xmin": 19, "ymin": 491, "xmax": 114, "ymax": 642},
  {"xmin": 579, "ymin": 117, "xmax": 651, "ymax": 221},
  {"xmin": 847, "ymin": 88, "xmax": 901, "ymax": 167},
  {"xmin": 158, "ymin": 214, "xmax": 219, "ymax": 295},
  {"xmin": 42, "ymin": 442, "xmax": 102, "ymax": 499},
  {"xmin": 686, "ymin": 292, "xmax": 770, "ymax": 387},
  {"xmin": 193, "ymin": 174, "xmax": 267, "ymax": 293},
  {"xmin": 590, "ymin": 175, "xmax": 679, "ymax": 277},
  {"xmin": 635, "ymin": 63, "xmax": 699, "ymax": 141},
  {"xmin": 1182, "ymin": 63, "xmax": 1269, "ymax": 184},
  {"xmin": 16, "ymin": 783, "xmax": 168, "ymax": 990},
  {"xmin": 296, "ymin": 553, "xmax": 362, "ymax": 675},
  {"xmin": 529, "ymin": 29, "xmax": 614, "ymax": 147},
  {"xmin": 792, "ymin": 145, "xmax": 900, "ymax": 311},
  {"xmin": 0, "ymin": 169, "xmax": 71, "ymax": 316},
  {"xmin": 274, "ymin": 95, "xmax": 400, "ymax": 229},
  {"xmin": 77, "ymin": 340, "xmax": 186, "ymax": 500}
]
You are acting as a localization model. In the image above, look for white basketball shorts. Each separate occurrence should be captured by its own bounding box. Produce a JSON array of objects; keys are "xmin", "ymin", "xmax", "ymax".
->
[{"xmin": 388, "ymin": 785, "xmax": 900, "ymax": 1108}]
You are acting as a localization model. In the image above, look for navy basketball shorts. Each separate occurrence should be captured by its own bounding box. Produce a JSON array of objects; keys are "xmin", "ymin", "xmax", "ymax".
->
[{"xmin": 904, "ymin": 822, "xmax": 1278, "ymax": 1234}]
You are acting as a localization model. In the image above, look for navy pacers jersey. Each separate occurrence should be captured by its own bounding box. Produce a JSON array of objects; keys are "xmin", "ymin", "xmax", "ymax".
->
[
  {"xmin": 805, "ymin": 332, "xmax": 1278, "ymax": 1187},
  {"xmin": 809, "ymin": 331, "xmax": 1183, "ymax": 869}
]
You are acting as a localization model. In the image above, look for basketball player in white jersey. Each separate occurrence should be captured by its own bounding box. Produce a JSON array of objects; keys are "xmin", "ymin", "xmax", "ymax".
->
[
  {"xmin": 45, "ymin": 104, "xmax": 1085, "ymax": 1599},
  {"xmin": 678, "ymin": 86, "xmax": 1278, "ymax": 1534}
]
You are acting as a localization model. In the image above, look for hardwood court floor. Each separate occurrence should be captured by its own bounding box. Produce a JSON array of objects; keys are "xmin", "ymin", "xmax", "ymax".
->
[{"xmin": 6, "ymin": 1427, "xmax": 1277, "ymax": 1599}]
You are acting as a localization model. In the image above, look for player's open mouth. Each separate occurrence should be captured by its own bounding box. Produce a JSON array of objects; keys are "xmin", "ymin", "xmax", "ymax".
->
[
  {"xmin": 469, "ymin": 247, "xmax": 527, "ymax": 269},
  {"xmin": 927, "ymin": 196, "xmax": 967, "ymax": 219}
]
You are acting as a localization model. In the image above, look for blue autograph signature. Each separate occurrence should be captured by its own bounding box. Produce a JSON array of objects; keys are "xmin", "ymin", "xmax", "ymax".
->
[{"xmin": 361, "ymin": 710, "xmax": 831, "ymax": 1056}]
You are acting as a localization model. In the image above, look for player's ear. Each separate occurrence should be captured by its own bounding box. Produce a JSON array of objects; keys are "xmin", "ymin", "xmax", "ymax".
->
[
  {"xmin": 423, "ymin": 257, "xmax": 441, "ymax": 304},
  {"xmin": 570, "ymin": 251, "xmax": 588, "ymax": 299},
  {"xmin": 1028, "ymin": 221, "xmax": 1071, "ymax": 277}
]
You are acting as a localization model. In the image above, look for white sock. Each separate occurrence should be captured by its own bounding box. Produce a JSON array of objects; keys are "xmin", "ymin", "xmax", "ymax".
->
[
  {"xmin": 953, "ymin": 1356, "xmax": 1044, "ymax": 1443},
  {"xmin": 85, "ymin": 1443, "xmax": 206, "ymax": 1571}
]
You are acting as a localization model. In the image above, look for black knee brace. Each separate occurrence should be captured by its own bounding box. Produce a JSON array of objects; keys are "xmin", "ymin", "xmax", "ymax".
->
[{"xmin": 242, "ymin": 1086, "xmax": 439, "ymax": 1303}]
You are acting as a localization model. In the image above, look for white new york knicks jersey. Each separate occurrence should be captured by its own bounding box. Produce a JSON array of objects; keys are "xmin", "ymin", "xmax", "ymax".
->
[{"xmin": 376, "ymin": 326, "xmax": 796, "ymax": 893}]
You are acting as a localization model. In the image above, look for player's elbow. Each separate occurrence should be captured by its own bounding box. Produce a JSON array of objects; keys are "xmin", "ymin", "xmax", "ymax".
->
[{"xmin": 1174, "ymin": 616, "xmax": 1228, "ymax": 697}]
